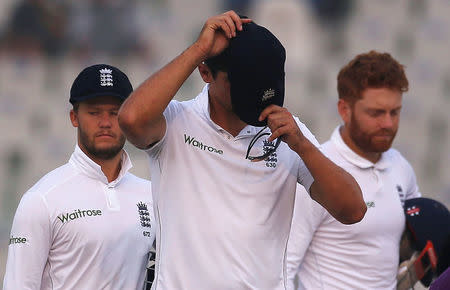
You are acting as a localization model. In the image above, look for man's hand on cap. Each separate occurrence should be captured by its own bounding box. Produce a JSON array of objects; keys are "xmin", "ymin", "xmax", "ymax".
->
[
  {"xmin": 260, "ymin": 105, "xmax": 307, "ymax": 152},
  {"xmin": 194, "ymin": 10, "xmax": 252, "ymax": 61}
]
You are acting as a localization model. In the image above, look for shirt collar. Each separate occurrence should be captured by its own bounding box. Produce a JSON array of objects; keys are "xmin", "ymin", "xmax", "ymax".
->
[
  {"xmin": 194, "ymin": 84, "xmax": 261, "ymax": 137},
  {"xmin": 331, "ymin": 126, "xmax": 391, "ymax": 170},
  {"xmin": 69, "ymin": 144, "xmax": 133, "ymax": 186}
]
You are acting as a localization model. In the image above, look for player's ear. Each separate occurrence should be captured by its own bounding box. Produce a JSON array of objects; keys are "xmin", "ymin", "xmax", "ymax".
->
[
  {"xmin": 198, "ymin": 63, "xmax": 213, "ymax": 83},
  {"xmin": 338, "ymin": 99, "xmax": 351, "ymax": 124},
  {"xmin": 70, "ymin": 109, "xmax": 79, "ymax": 128}
]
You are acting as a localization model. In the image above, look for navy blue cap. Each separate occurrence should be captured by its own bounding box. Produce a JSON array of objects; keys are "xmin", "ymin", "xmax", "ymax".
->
[
  {"xmin": 225, "ymin": 21, "xmax": 285, "ymax": 127},
  {"xmin": 70, "ymin": 64, "xmax": 133, "ymax": 105},
  {"xmin": 228, "ymin": 22, "xmax": 286, "ymax": 127},
  {"xmin": 405, "ymin": 198, "xmax": 450, "ymax": 255}
]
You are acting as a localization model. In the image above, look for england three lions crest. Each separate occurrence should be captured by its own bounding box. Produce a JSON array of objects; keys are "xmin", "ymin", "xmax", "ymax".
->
[
  {"xmin": 137, "ymin": 202, "xmax": 151, "ymax": 228},
  {"xmin": 99, "ymin": 68, "xmax": 113, "ymax": 87},
  {"xmin": 263, "ymin": 139, "xmax": 278, "ymax": 168}
]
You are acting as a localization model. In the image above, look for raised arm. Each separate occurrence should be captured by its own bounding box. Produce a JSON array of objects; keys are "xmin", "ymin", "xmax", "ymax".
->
[
  {"xmin": 260, "ymin": 105, "xmax": 367, "ymax": 224},
  {"xmin": 118, "ymin": 11, "xmax": 251, "ymax": 149}
]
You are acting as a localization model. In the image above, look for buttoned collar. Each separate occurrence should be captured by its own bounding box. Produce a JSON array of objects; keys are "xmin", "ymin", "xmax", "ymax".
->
[
  {"xmin": 331, "ymin": 126, "xmax": 391, "ymax": 170},
  {"xmin": 194, "ymin": 84, "xmax": 261, "ymax": 137},
  {"xmin": 69, "ymin": 144, "xmax": 132, "ymax": 186}
]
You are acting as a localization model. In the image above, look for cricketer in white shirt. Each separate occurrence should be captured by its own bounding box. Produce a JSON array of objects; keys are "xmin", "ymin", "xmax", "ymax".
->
[
  {"xmin": 145, "ymin": 85, "xmax": 320, "ymax": 289},
  {"xmin": 3, "ymin": 145, "xmax": 155, "ymax": 290},
  {"xmin": 119, "ymin": 12, "xmax": 366, "ymax": 290},
  {"xmin": 286, "ymin": 127, "xmax": 421, "ymax": 290}
]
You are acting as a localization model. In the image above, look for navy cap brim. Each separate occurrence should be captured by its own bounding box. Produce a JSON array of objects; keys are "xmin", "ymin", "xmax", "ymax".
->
[{"xmin": 69, "ymin": 91, "xmax": 128, "ymax": 105}]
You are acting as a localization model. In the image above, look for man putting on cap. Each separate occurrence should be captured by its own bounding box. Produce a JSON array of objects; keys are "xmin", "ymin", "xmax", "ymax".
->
[
  {"xmin": 3, "ymin": 64, "xmax": 155, "ymax": 289},
  {"xmin": 119, "ymin": 11, "xmax": 366, "ymax": 289}
]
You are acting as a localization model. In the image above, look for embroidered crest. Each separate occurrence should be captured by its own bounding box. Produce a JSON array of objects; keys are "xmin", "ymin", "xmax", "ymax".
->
[
  {"xmin": 263, "ymin": 139, "xmax": 278, "ymax": 168},
  {"xmin": 406, "ymin": 206, "xmax": 420, "ymax": 216},
  {"xmin": 137, "ymin": 202, "xmax": 151, "ymax": 228},
  {"xmin": 262, "ymin": 88, "xmax": 275, "ymax": 102},
  {"xmin": 99, "ymin": 68, "xmax": 113, "ymax": 87}
]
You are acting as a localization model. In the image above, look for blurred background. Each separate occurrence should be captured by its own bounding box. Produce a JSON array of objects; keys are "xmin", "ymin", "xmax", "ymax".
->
[{"xmin": 0, "ymin": 0, "xmax": 449, "ymax": 283}]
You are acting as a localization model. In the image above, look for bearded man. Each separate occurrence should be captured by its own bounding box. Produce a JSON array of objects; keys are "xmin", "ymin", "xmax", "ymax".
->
[{"xmin": 287, "ymin": 51, "xmax": 422, "ymax": 290}]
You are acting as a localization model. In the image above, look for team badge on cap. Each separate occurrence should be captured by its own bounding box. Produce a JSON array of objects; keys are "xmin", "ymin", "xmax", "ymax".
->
[
  {"xmin": 99, "ymin": 68, "xmax": 113, "ymax": 87},
  {"xmin": 406, "ymin": 205, "xmax": 420, "ymax": 216},
  {"xmin": 262, "ymin": 88, "xmax": 275, "ymax": 102},
  {"xmin": 403, "ymin": 197, "xmax": 450, "ymax": 286}
]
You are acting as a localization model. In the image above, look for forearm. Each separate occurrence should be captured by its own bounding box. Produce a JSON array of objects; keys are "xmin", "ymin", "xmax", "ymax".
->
[
  {"xmin": 118, "ymin": 44, "xmax": 206, "ymax": 148},
  {"xmin": 294, "ymin": 139, "xmax": 366, "ymax": 224}
]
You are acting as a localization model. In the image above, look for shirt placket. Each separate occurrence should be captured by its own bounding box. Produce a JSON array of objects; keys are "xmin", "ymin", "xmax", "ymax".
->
[
  {"xmin": 372, "ymin": 167, "xmax": 383, "ymax": 193},
  {"xmin": 104, "ymin": 182, "xmax": 120, "ymax": 211}
]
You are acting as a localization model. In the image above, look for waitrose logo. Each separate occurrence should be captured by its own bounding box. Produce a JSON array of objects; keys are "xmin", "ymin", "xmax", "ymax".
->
[
  {"xmin": 9, "ymin": 235, "xmax": 27, "ymax": 245},
  {"xmin": 57, "ymin": 209, "xmax": 102, "ymax": 223},
  {"xmin": 184, "ymin": 134, "xmax": 223, "ymax": 155}
]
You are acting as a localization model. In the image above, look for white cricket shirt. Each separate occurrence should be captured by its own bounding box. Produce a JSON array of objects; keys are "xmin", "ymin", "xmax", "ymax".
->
[
  {"xmin": 146, "ymin": 85, "xmax": 320, "ymax": 290},
  {"xmin": 286, "ymin": 126, "xmax": 421, "ymax": 290},
  {"xmin": 3, "ymin": 145, "xmax": 155, "ymax": 290}
]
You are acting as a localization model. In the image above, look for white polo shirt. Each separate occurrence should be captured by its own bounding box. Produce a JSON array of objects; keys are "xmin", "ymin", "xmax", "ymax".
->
[
  {"xmin": 146, "ymin": 85, "xmax": 320, "ymax": 290},
  {"xmin": 3, "ymin": 145, "xmax": 155, "ymax": 290},
  {"xmin": 286, "ymin": 126, "xmax": 421, "ymax": 290}
]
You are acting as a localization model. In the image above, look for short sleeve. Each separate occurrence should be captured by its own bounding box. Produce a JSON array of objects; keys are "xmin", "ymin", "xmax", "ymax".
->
[
  {"xmin": 294, "ymin": 117, "xmax": 321, "ymax": 148},
  {"xmin": 145, "ymin": 100, "xmax": 184, "ymax": 158},
  {"xmin": 294, "ymin": 117, "xmax": 321, "ymax": 192}
]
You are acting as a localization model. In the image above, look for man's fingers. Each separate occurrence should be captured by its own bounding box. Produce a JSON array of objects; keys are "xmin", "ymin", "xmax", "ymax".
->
[
  {"xmin": 263, "ymin": 107, "xmax": 300, "ymax": 143},
  {"xmin": 196, "ymin": 11, "xmax": 253, "ymax": 61},
  {"xmin": 206, "ymin": 10, "xmax": 253, "ymax": 36},
  {"xmin": 267, "ymin": 118, "xmax": 291, "ymax": 142},
  {"xmin": 216, "ymin": 18, "xmax": 232, "ymax": 39},
  {"xmin": 222, "ymin": 11, "xmax": 253, "ymax": 36},
  {"xmin": 222, "ymin": 15, "xmax": 237, "ymax": 37},
  {"xmin": 259, "ymin": 105, "xmax": 285, "ymax": 122},
  {"xmin": 203, "ymin": 10, "xmax": 253, "ymax": 44},
  {"xmin": 268, "ymin": 126, "xmax": 289, "ymax": 142},
  {"xmin": 225, "ymin": 10, "xmax": 251, "ymax": 31}
]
